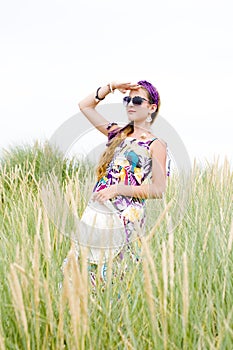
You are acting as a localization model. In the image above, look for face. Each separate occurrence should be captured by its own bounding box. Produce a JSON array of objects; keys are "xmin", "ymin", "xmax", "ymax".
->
[{"xmin": 124, "ymin": 88, "xmax": 156, "ymax": 124}]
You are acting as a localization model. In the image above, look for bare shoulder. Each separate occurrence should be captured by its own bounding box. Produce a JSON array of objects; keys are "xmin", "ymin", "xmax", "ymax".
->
[{"xmin": 150, "ymin": 137, "xmax": 167, "ymax": 155}]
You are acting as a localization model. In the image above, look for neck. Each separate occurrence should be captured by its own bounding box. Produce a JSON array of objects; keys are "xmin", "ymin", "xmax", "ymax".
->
[
  {"xmin": 134, "ymin": 121, "xmax": 151, "ymax": 132},
  {"xmin": 130, "ymin": 121, "xmax": 152, "ymax": 139}
]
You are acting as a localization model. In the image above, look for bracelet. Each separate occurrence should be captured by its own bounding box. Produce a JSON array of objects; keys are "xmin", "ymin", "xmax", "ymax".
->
[
  {"xmin": 108, "ymin": 82, "xmax": 115, "ymax": 94},
  {"xmin": 95, "ymin": 87, "xmax": 105, "ymax": 101}
]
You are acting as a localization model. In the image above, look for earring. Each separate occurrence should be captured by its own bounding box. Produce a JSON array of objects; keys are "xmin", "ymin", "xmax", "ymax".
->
[{"xmin": 146, "ymin": 114, "xmax": 152, "ymax": 123}]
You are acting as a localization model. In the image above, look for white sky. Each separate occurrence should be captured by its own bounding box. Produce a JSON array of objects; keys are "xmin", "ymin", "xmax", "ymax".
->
[{"xmin": 0, "ymin": 0, "xmax": 232, "ymax": 166}]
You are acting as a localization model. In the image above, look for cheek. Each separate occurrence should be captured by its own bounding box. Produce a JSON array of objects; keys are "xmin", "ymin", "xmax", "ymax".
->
[{"xmin": 136, "ymin": 107, "xmax": 148, "ymax": 117}]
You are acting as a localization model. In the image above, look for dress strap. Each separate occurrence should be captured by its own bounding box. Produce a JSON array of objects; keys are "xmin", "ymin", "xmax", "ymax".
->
[
  {"xmin": 106, "ymin": 122, "xmax": 118, "ymax": 130},
  {"xmin": 106, "ymin": 123, "xmax": 121, "ymax": 145},
  {"xmin": 148, "ymin": 137, "xmax": 158, "ymax": 146}
]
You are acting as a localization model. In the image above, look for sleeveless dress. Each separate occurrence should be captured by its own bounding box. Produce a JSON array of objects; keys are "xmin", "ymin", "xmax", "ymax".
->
[
  {"xmin": 92, "ymin": 125, "xmax": 162, "ymax": 250},
  {"xmin": 61, "ymin": 124, "xmax": 169, "ymax": 286}
]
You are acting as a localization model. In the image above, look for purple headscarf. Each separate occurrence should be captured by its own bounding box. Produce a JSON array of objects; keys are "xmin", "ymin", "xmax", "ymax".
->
[{"xmin": 137, "ymin": 80, "xmax": 160, "ymax": 106}]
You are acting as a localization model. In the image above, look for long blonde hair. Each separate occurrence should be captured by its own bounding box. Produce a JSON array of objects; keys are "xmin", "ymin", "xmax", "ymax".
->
[
  {"xmin": 96, "ymin": 123, "xmax": 133, "ymax": 181},
  {"xmin": 96, "ymin": 87, "xmax": 161, "ymax": 181}
]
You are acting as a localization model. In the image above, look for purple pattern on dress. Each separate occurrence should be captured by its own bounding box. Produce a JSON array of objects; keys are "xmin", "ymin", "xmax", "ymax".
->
[{"xmin": 93, "ymin": 134, "xmax": 159, "ymax": 241}]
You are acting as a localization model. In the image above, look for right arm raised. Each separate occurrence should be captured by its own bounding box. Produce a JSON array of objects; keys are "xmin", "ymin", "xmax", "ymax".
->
[
  {"xmin": 78, "ymin": 82, "xmax": 141, "ymax": 136},
  {"xmin": 78, "ymin": 84, "xmax": 113, "ymax": 136}
]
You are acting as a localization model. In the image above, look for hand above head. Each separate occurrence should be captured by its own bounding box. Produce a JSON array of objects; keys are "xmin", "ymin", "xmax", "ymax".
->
[
  {"xmin": 78, "ymin": 81, "xmax": 143, "ymax": 137},
  {"xmin": 111, "ymin": 82, "xmax": 142, "ymax": 94}
]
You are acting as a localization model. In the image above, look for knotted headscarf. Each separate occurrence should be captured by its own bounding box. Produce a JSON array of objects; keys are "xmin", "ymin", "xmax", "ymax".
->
[{"xmin": 137, "ymin": 80, "xmax": 160, "ymax": 106}]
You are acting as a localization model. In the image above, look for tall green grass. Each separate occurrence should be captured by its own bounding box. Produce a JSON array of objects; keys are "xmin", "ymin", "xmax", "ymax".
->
[{"xmin": 0, "ymin": 142, "xmax": 232, "ymax": 349}]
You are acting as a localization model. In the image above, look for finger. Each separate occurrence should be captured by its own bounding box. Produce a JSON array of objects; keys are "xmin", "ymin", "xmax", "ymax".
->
[
  {"xmin": 115, "ymin": 82, "xmax": 131, "ymax": 90},
  {"xmin": 92, "ymin": 192, "xmax": 100, "ymax": 201},
  {"xmin": 125, "ymin": 83, "xmax": 138, "ymax": 88},
  {"xmin": 129, "ymin": 84, "xmax": 142, "ymax": 90}
]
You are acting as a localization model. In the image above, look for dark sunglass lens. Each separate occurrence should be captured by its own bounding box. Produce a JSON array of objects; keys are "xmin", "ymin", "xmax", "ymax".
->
[
  {"xmin": 132, "ymin": 96, "xmax": 144, "ymax": 105},
  {"xmin": 123, "ymin": 96, "xmax": 131, "ymax": 105}
]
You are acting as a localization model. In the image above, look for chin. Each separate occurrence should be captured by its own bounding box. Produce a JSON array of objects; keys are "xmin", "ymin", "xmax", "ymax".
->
[
  {"xmin": 127, "ymin": 116, "xmax": 133, "ymax": 122},
  {"xmin": 127, "ymin": 114, "xmax": 137, "ymax": 121}
]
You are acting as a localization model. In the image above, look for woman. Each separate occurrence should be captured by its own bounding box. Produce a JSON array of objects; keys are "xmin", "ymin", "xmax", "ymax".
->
[{"xmin": 77, "ymin": 80, "xmax": 168, "ymax": 283}]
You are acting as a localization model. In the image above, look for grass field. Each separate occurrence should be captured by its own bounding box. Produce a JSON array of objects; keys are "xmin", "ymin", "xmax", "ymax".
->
[{"xmin": 0, "ymin": 141, "xmax": 232, "ymax": 350}]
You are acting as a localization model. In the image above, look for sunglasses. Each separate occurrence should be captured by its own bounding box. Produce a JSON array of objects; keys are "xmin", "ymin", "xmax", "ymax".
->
[{"xmin": 123, "ymin": 96, "xmax": 150, "ymax": 106}]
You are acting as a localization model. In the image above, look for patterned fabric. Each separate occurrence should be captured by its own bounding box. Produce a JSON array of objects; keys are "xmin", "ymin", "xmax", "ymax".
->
[
  {"xmin": 61, "ymin": 124, "xmax": 168, "ymax": 288},
  {"xmin": 93, "ymin": 125, "xmax": 159, "ymax": 244}
]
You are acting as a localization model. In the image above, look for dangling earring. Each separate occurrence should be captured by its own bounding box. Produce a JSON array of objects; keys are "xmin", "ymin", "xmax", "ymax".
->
[{"xmin": 146, "ymin": 114, "xmax": 152, "ymax": 123}]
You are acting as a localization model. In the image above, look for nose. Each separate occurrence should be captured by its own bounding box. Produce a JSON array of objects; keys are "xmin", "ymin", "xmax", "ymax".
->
[{"xmin": 128, "ymin": 98, "xmax": 134, "ymax": 107}]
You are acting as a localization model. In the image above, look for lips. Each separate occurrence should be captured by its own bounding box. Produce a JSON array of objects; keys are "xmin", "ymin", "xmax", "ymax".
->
[{"xmin": 128, "ymin": 109, "xmax": 136, "ymax": 113}]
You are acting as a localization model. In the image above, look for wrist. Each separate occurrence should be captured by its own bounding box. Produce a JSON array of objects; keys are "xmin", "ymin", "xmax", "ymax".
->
[
  {"xmin": 110, "ymin": 81, "xmax": 117, "ymax": 91},
  {"xmin": 95, "ymin": 87, "xmax": 105, "ymax": 102},
  {"xmin": 94, "ymin": 85, "xmax": 110, "ymax": 102},
  {"xmin": 107, "ymin": 82, "xmax": 116, "ymax": 94}
]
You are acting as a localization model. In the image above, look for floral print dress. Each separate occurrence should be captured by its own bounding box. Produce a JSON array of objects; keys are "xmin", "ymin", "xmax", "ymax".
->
[
  {"xmin": 93, "ymin": 127, "xmax": 160, "ymax": 252},
  {"xmin": 61, "ymin": 125, "xmax": 169, "ymax": 287}
]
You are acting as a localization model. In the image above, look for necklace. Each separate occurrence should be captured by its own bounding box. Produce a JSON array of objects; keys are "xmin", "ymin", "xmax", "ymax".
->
[
  {"xmin": 140, "ymin": 132, "xmax": 148, "ymax": 139},
  {"xmin": 133, "ymin": 130, "xmax": 152, "ymax": 139},
  {"xmin": 129, "ymin": 126, "xmax": 152, "ymax": 140}
]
